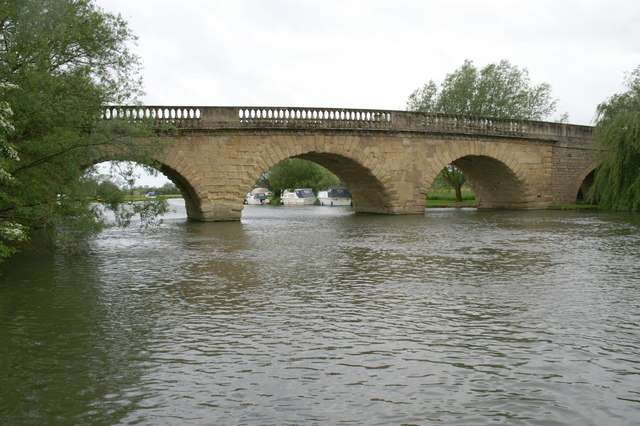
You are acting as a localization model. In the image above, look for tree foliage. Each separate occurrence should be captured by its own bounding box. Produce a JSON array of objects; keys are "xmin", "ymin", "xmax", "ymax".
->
[
  {"xmin": 0, "ymin": 81, "xmax": 27, "ymax": 259},
  {"xmin": 407, "ymin": 59, "xmax": 559, "ymax": 197},
  {"xmin": 257, "ymin": 158, "xmax": 341, "ymax": 196},
  {"xmin": 407, "ymin": 59, "xmax": 558, "ymax": 120},
  {"xmin": 0, "ymin": 0, "xmax": 165, "ymax": 260},
  {"xmin": 153, "ymin": 182, "xmax": 180, "ymax": 196},
  {"xmin": 590, "ymin": 66, "xmax": 640, "ymax": 211},
  {"xmin": 96, "ymin": 180, "xmax": 124, "ymax": 204}
]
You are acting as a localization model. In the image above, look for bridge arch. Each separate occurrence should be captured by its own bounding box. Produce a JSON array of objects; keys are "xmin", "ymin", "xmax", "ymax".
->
[
  {"xmin": 424, "ymin": 141, "xmax": 536, "ymax": 208},
  {"xmin": 296, "ymin": 152, "xmax": 392, "ymax": 213},
  {"xmin": 89, "ymin": 150, "xmax": 208, "ymax": 221},
  {"xmin": 242, "ymin": 133, "xmax": 398, "ymax": 214}
]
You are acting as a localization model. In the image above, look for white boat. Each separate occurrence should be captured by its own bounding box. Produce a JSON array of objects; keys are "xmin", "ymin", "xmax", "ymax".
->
[
  {"xmin": 281, "ymin": 188, "xmax": 316, "ymax": 205},
  {"xmin": 245, "ymin": 187, "xmax": 271, "ymax": 205},
  {"xmin": 245, "ymin": 193, "xmax": 270, "ymax": 205},
  {"xmin": 317, "ymin": 186, "xmax": 352, "ymax": 206}
]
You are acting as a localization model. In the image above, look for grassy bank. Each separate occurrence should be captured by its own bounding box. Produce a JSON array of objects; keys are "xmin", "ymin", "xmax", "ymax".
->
[
  {"xmin": 426, "ymin": 199, "xmax": 477, "ymax": 208},
  {"xmin": 426, "ymin": 190, "xmax": 477, "ymax": 208},
  {"xmin": 425, "ymin": 190, "xmax": 599, "ymax": 210}
]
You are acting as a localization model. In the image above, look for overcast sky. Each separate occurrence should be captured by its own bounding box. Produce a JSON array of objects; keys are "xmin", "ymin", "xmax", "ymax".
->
[{"xmin": 93, "ymin": 0, "xmax": 639, "ymax": 185}]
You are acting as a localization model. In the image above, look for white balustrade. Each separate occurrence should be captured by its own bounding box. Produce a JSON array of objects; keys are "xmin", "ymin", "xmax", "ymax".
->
[
  {"xmin": 102, "ymin": 105, "xmax": 590, "ymax": 141},
  {"xmin": 237, "ymin": 107, "xmax": 392, "ymax": 126},
  {"xmin": 103, "ymin": 106, "xmax": 202, "ymax": 122}
]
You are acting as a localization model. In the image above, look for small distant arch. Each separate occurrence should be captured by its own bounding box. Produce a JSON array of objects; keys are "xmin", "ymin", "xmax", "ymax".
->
[{"xmin": 576, "ymin": 166, "xmax": 597, "ymax": 202}]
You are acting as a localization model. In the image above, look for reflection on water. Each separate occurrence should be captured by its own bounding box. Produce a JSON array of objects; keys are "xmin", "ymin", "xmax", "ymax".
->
[{"xmin": 1, "ymin": 199, "xmax": 640, "ymax": 424}]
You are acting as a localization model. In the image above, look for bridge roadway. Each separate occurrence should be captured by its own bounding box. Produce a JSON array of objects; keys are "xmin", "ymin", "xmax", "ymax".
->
[{"xmin": 103, "ymin": 106, "xmax": 597, "ymax": 221}]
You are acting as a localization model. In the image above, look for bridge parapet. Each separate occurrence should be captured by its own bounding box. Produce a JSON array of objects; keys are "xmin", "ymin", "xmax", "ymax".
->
[{"xmin": 103, "ymin": 106, "xmax": 593, "ymax": 142}]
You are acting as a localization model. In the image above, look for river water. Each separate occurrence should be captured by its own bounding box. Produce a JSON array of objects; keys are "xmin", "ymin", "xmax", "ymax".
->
[{"xmin": 1, "ymin": 199, "xmax": 639, "ymax": 425}]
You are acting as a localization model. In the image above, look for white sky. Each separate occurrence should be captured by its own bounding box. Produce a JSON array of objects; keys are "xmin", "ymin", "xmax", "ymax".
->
[{"xmin": 93, "ymin": 0, "xmax": 640, "ymax": 185}]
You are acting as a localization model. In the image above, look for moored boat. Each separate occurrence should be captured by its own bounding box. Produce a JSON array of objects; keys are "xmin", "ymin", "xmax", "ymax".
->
[
  {"xmin": 317, "ymin": 186, "xmax": 352, "ymax": 206},
  {"xmin": 245, "ymin": 187, "xmax": 271, "ymax": 205},
  {"xmin": 281, "ymin": 188, "xmax": 316, "ymax": 205}
]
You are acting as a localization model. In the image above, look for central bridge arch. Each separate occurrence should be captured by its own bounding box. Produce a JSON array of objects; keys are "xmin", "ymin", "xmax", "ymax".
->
[
  {"xmin": 295, "ymin": 152, "xmax": 392, "ymax": 214},
  {"xmin": 239, "ymin": 132, "xmax": 408, "ymax": 215}
]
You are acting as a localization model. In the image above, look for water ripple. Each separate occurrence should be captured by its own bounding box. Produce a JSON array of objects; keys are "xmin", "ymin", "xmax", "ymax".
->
[{"xmin": 1, "ymin": 202, "xmax": 640, "ymax": 424}]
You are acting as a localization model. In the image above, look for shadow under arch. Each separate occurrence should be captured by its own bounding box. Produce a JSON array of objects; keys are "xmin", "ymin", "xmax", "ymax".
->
[
  {"xmin": 576, "ymin": 165, "xmax": 597, "ymax": 202},
  {"xmin": 448, "ymin": 155, "xmax": 529, "ymax": 208}
]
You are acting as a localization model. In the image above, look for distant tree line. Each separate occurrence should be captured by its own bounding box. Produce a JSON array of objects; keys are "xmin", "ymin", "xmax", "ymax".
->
[
  {"xmin": 256, "ymin": 158, "xmax": 342, "ymax": 197},
  {"xmin": 85, "ymin": 176, "xmax": 180, "ymax": 199}
]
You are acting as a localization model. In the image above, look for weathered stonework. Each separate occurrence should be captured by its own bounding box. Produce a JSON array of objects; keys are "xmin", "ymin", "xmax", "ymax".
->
[{"xmin": 104, "ymin": 106, "xmax": 597, "ymax": 221}]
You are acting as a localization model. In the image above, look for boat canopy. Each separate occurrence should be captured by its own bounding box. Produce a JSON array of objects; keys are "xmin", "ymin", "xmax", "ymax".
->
[
  {"xmin": 295, "ymin": 188, "xmax": 315, "ymax": 198},
  {"xmin": 250, "ymin": 187, "xmax": 269, "ymax": 195},
  {"xmin": 326, "ymin": 186, "xmax": 352, "ymax": 198}
]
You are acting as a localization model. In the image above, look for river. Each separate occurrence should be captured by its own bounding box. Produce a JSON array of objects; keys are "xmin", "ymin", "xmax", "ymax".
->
[{"xmin": 1, "ymin": 199, "xmax": 639, "ymax": 425}]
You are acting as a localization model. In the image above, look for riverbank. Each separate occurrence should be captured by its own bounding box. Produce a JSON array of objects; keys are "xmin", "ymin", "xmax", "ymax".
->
[
  {"xmin": 119, "ymin": 192, "xmax": 597, "ymax": 210},
  {"xmin": 425, "ymin": 190, "xmax": 599, "ymax": 210}
]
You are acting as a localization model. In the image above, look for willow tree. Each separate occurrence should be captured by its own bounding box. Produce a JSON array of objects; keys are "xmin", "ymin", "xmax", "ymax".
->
[
  {"xmin": 0, "ymin": 0, "xmax": 165, "ymax": 260},
  {"xmin": 407, "ymin": 59, "xmax": 559, "ymax": 200},
  {"xmin": 590, "ymin": 66, "xmax": 640, "ymax": 211}
]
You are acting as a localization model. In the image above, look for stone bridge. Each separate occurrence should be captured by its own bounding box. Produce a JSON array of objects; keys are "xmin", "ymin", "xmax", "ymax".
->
[{"xmin": 103, "ymin": 106, "xmax": 597, "ymax": 221}]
